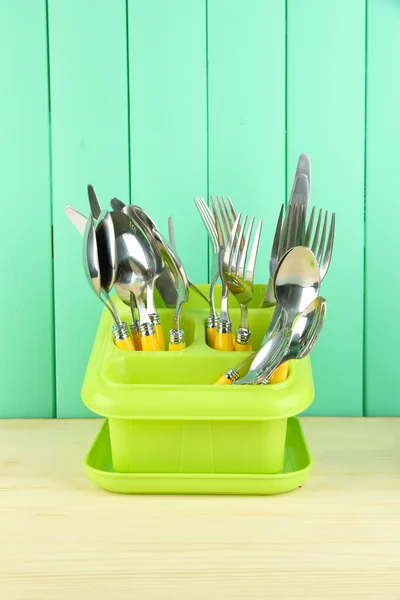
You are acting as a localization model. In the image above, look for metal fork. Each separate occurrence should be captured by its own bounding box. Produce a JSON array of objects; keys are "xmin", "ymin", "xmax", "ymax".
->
[
  {"xmin": 194, "ymin": 196, "xmax": 220, "ymax": 344},
  {"xmin": 194, "ymin": 196, "xmax": 219, "ymax": 312},
  {"xmin": 194, "ymin": 195, "xmax": 241, "ymax": 346},
  {"xmin": 261, "ymin": 204, "xmax": 334, "ymax": 346},
  {"xmin": 304, "ymin": 207, "xmax": 335, "ymax": 281},
  {"xmin": 222, "ymin": 213, "xmax": 263, "ymax": 351},
  {"xmin": 261, "ymin": 203, "xmax": 306, "ymax": 345},
  {"xmin": 261, "ymin": 172, "xmax": 309, "ymax": 308},
  {"xmin": 209, "ymin": 196, "xmax": 240, "ymax": 351}
]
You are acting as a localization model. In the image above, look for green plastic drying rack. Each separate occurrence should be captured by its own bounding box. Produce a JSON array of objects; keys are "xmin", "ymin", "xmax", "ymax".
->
[{"xmin": 82, "ymin": 285, "xmax": 314, "ymax": 495}]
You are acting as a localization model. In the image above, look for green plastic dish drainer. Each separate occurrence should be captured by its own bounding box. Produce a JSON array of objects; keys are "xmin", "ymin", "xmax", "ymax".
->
[{"xmin": 82, "ymin": 284, "xmax": 314, "ymax": 495}]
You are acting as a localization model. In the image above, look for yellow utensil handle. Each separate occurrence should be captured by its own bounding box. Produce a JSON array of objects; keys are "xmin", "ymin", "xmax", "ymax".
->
[
  {"xmin": 141, "ymin": 333, "xmax": 161, "ymax": 351},
  {"xmin": 206, "ymin": 326, "xmax": 217, "ymax": 348},
  {"xmin": 234, "ymin": 339, "xmax": 252, "ymax": 352},
  {"xmin": 132, "ymin": 331, "xmax": 142, "ymax": 351},
  {"xmin": 114, "ymin": 336, "xmax": 135, "ymax": 351},
  {"xmin": 168, "ymin": 340, "xmax": 186, "ymax": 351},
  {"xmin": 154, "ymin": 323, "xmax": 165, "ymax": 351},
  {"xmin": 214, "ymin": 331, "xmax": 235, "ymax": 352},
  {"xmin": 270, "ymin": 361, "xmax": 289, "ymax": 384},
  {"xmin": 215, "ymin": 374, "xmax": 234, "ymax": 385}
]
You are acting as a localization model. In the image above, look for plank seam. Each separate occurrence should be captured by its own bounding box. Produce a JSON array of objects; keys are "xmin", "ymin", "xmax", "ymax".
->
[
  {"xmin": 45, "ymin": 0, "xmax": 56, "ymax": 418},
  {"xmin": 285, "ymin": 0, "xmax": 288, "ymax": 207},
  {"xmin": 363, "ymin": 0, "xmax": 368, "ymax": 416},
  {"xmin": 126, "ymin": 0, "xmax": 132, "ymax": 205},
  {"xmin": 206, "ymin": 0, "xmax": 210, "ymax": 283}
]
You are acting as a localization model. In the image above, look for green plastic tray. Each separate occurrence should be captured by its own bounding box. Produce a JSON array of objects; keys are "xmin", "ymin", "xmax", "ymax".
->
[
  {"xmin": 85, "ymin": 417, "xmax": 311, "ymax": 495},
  {"xmin": 81, "ymin": 284, "xmax": 315, "ymax": 485}
]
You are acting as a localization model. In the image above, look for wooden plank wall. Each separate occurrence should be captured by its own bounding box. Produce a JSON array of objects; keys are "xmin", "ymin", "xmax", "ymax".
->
[
  {"xmin": 365, "ymin": 0, "xmax": 400, "ymax": 416},
  {"xmin": 0, "ymin": 1, "xmax": 54, "ymax": 417},
  {"xmin": 1, "ymin": 0, "xmax": 398, "ymax": 417},
  {"xmin": 48, "ymin": 0, "xmax": 130, "ymax": 417},
  {"xmin": 286, "ymin": 0, "xmax": 366, "ymax": 415}
]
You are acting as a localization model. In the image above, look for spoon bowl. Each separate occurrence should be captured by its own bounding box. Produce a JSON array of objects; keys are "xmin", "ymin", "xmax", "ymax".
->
[
  {"xmin": 274, "ymin": 245, "xmax": 320, "ymax": 329},
  {"xmin": 95, "ymin": 210, "xmax": 118, "ymax": 298}
]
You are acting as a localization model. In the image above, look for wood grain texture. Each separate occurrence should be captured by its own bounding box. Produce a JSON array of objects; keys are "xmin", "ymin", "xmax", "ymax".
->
[
  {"xmin": 365, "ymin": 0, "xmax": 400, "ymax": 415},
  {"xmin": 0, "ymin": 418, "xmax": 399, "ymax": 599},
  {"xmin": 287, "ymin": 0, "xmax": 366, "ymax": 416},
  {"xmin": 128, "ymin": 0, "xmax": 208, "ymax": 284},
  {"xmin": 48, "ymin": 0, "xmax": 129, "ymax": 417},
  {"xmin": 207, "ymin": 0, "xmax": 286, "ymax": 284},
  {"xmin": 0, "ymin": 0, "xmax": 54, "ymax": 417}
]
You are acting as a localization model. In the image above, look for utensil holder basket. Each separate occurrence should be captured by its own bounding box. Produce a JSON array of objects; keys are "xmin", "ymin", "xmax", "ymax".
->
[{"xmin": 82, "ymin": 285, "xmax": 314, "ymax": 495}]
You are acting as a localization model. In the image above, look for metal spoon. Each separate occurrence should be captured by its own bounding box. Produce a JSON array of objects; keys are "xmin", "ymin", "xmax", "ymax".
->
[
  {"xmin": 64, "ymin": 204, "xmax": 164, "ymax": 349},
  {"xmin": 95, "ymin": 210, "xmax": 118, "ymax": 301},
  {"xmin": 111, "ymin": 198, "xmax": 210, "ymax": 308},
  {"xmin": 83, "ymin": 214, "xmax": 134, "ymax": 350},
  {"xmin": 110, "ymin": 198, "xmax": 178, "ymax": 310},
  {"xmin": 118, "ymin": 204, "xmax": 166, "ymax": 349},
  {"xmin": 259, "ymin": 296, "xmax": 327, "ymax": 383},
  {"xmin": 231, "ymin": 328, "xmax": 293, "ymax": 385},
  {"xmin": 110, "ymin": 210, "xmax": 161, "ymax": 351},
  {"xmin": 129, "ymin": 206, "xmax": 191, "ymax": 349},
  {"xmin": 233, "ymin": 296, "xmax": 326, "ymax": 385}
]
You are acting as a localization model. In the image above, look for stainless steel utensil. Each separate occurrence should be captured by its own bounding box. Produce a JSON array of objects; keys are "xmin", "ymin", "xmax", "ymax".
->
[
  {"xmin": 259, "ymin": 296, "xmax": 327, "ymax": 384},
  {"xmin": 233, "ymin": 296, "xmax": 325, "ymax": 385},
  {"xmin": 83, "ymin": 214, "xmax": 134, "ymax": 351},
  {"xmin": 110, "ymin": 198, "xmax": 178, "ymax": 311},
  {"xmin": 304, "ymin": 207, "xmax": 336, "ymax": 280},
  {"xmin": 87, "ymin": 184, "xmax": 102, "ymax": 220},
  {"xmin": 261, "ymin": 172, "xmax": 309, "ymax": 308},
  {"xmin": 111, "ymin": 198, "xmax": 200, "ymax": 322},
  {"xmin": 129, "ymin": 292, "xmax": 142, "ymax": 350},
  {"xmin": 64, "ymin": 205, "xmax": 154, "ymax": 333},
  {"xmin": 290, "ymin": 154, "xmax": 310, "ymax": 211},
  {"xmin": 232, "ymin": 328, "xmax": 293, "ymax": 385},
  {"xmin": 210, "ymin": 196, "xmax": 235, "ymax": 351},
  {"xmin": 222, "ymin": 212, "xmax": 263, "ymax": 351},
  {"xmin": 261, "ymin": 203, "xmax": 306, "ymax": 344},
  {"xmin": 124, "ymin": 205, "xmax": 166, "ymax": 349},
  {"xmin": 194, "ymin": 196, "xmax": 220, "ymax": 345},
  {"xmin": 95, "ymin": 210, "xmax": 118, "ymax": 297},
  {"xmin": 261, "ymin": 202, "xmax": 334, "ymax": 347},
  {"xmin": 274, "ymin": 245, "xmax": 320, "ymax": 330},
  {"xmin": 290, "ymin": 172, "xmax": 309, "ymax": 215},
  {"xmin": 261, "ymin": 244, "xmax": 320, "ymax": 382},
  {"xmin": 64, "ymin": 205, "xmax": 87, "ymax": 236},
  {"xmin": 65, "ymin": 203, "xmax": 174, "ymax": 350},
  {"xmin": 110, "ymin": 210, "xmax": 161, "ymax": 351},
  {"xmin": 151, "ymin": 228, "xmax": 189, "ymax": 350}
]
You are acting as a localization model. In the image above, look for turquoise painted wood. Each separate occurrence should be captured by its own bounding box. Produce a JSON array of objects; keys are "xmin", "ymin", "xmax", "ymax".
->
[
  {"xmin": 128, "ymin": 0, "xmax": 208, "ymax": 284},
  {"xmin": 365, "ymin": 0, "xmax": 400, "ymax": 416},
  {"xmin": 0, "ymin": 1, "xmax": 54, "ymax": 417},
  {"xmin": 2, "ymin": 0, "xmax": 399, "ymax": 417},
  {"xmin": 287, "ymin": 0, "xmax": 366, "ymax": 416},
  {"xmin": 49, "ymin": 0, "xmax": 130, "ymax": 417},
  {"xmin": 207, "ymin": 0, "xmax": 286, "ymax": 284}
]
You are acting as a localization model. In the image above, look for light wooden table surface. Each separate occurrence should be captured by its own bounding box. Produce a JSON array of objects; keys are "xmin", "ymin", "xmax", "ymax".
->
[{"xmin": 0, "ymin": 418, "xmax": 399, "ymax": 599}]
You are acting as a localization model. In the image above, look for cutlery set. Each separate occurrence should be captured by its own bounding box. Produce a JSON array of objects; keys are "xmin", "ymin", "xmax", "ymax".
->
[{"xmin": 65, "ymin": 153, "xmax": 335, "ymax": 386}]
